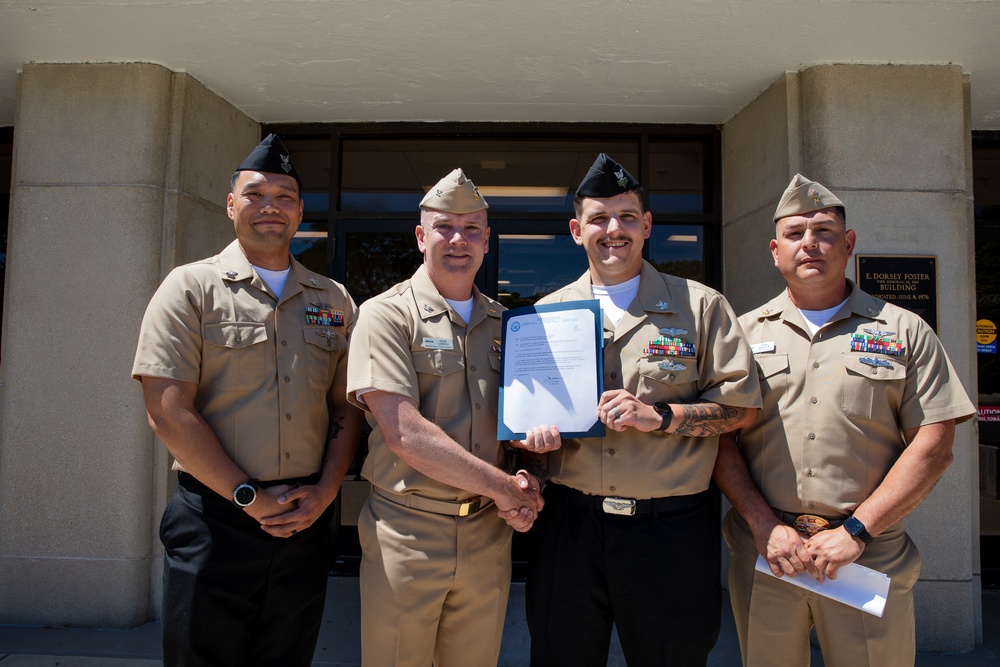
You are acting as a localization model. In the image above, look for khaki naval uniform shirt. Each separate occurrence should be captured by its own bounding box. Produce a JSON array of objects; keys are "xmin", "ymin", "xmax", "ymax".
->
[
  {"xmin": 737, "ymin": 282, "xmax": 975, "ymax": 516},
  {"xmin": 132, "ymin": 240, "xmax": 356, "ymax": 481},
  {"xmin": 537, "ymin": 261, "xmax": 760, "ymax": 499},
  {"xmin": 347, "ymin": 264, "xmax": 505, "ymax": 500}
]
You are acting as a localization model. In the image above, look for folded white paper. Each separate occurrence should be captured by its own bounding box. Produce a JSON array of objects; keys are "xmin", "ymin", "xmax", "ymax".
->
[{"xmin": 754, "ymin": 555, "xmax": 890, "ymax": 617}]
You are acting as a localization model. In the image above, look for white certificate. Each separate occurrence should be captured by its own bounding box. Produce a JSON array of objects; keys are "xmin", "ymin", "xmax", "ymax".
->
[
  {"xmin": 754, "ymin": 555, "xmax": 891, "ymax": 617},
  {"xmin": 498, "ymin": 300, "xmax": 605, "ymax": 439}
]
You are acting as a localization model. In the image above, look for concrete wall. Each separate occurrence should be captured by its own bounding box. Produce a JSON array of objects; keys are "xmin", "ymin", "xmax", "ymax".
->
[
  {"xmin": 0, "ymin": 62, "xmax": 256, "ymax": 626},
  {"xmin": 722, "ymin": 64, "xmax": 981, "ymax": 651}
]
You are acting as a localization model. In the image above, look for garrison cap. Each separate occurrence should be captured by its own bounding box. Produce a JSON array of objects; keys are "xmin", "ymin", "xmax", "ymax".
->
[
  {"xmin": 419, "ymin": 168, "xmax": 488, "ymax": 213},
  {"xmin": 576, "ymin": 153, "xmax": 641, "ymax": 198},
  {"xmin": 234, "ymin": 134, "xmax": 301, "ymax": 189},
  {"xmin": 773, "ymin": 174, "xmax": 844, "ymax": 222}
]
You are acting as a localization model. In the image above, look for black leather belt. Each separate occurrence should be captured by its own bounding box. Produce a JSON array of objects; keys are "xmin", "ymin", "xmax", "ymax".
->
[
  {"xmin": 545, "ymin": 483, "xmax": 705, "ymax": 517},
  {"xmin": 178, "ymin": 471, "xmax": 321, "ymax": 494}
]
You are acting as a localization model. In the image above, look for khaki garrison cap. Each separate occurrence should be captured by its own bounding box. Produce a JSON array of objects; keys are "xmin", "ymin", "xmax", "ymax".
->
[
  {"xmin": 419, "ymin": 168, "xmax": 489, "ymax": 214},
  {"xmin": 773, "ymin": 174, "xmax": 844, "ymax": 222}
]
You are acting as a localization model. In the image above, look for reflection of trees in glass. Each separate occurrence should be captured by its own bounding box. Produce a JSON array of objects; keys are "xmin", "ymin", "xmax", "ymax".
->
[
  {"xmin": 652, "ymin": 259, "xmax": 704, "ymax": 283},
  {"xmin": 292, "ymin": 239, "xmax": 327, "ymax": 276},
  {"xmin": 347, "ymin": 233, "xmax": 423, "ymax": 304},
  {"xmin": 977, "ymin": 240, "xmax": 1000, "ymax": 397}
]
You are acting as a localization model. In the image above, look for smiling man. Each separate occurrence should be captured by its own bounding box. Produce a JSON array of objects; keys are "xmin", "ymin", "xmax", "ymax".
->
[
  {"xmin": 523, "ymin": 154, "xmax": 760, "ymax": 666},
  {"xmin": 714, "ymin": 174, "xmax": 976, "ymax": 666},
  {"xmin": 347, "ymin": 168, "xmax": 543, "ymax": 667},
  {"xmin": 132, "ymin": 135, "xmax": 362, "ymax": 666}
]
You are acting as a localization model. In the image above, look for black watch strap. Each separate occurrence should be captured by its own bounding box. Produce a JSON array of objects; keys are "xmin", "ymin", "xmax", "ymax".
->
[
  {"xmin": 653, "ymin": 402, "xmax": 673, "ymax": 431},
  {"xmin": 844, "ymin": 516, "xmax": 874, "ymax": 545}
]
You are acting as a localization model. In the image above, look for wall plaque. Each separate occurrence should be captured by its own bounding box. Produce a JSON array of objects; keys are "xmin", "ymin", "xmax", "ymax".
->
[{"xmin": 855, "ymin": 255, "xmax": 937, "ymax": 332}]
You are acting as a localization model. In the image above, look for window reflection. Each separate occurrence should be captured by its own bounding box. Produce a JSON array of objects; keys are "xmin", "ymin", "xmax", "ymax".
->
[
  {"xmin": 345, "ymin": 231, "xmax": 423, "ymax": 304},
  {"xmin": 648, "ymin": 225, "xmax": 705, "ymax": 283},
  {"xmin": 497, "ymin": 234, "xmax": 589, "ymax": 309}
]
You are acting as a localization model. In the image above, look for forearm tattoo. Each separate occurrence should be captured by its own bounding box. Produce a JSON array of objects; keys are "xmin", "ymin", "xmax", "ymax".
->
[
  {"xmin": 672, "ymin": 403, "xmax": 749, "ymax": 437},
  {"xmin": 327, "ymin": 417, "xmax": 344, "ymax": 442}
]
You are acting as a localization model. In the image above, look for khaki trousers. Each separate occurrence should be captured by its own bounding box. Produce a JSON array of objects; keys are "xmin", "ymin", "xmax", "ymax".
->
[
  {"xmin": 359, "ymin": 491, "xmax": 513, "ymax": 667},
  {"xmin": 723, "ymin": 508, "xmax": 920, "ymax": 667}
]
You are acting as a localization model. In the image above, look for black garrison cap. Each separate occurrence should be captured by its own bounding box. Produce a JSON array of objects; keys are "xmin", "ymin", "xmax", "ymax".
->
[
  {"xmin": 234, "ymin": 134, "xmax": 301, "ymax": 189},
  {"xmin": 576, "ymin": 153, "xmax": 641, "ymax": 198}
]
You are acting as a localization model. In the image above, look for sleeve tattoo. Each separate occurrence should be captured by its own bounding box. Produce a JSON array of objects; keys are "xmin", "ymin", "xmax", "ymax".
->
[{"xmin": 672, "ymin": 403, "xmax": 750, "ymax": 437}]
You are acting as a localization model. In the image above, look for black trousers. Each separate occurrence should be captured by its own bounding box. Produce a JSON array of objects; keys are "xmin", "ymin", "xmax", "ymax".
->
[
  {"xmin": 159, "ymin": 473, "xmax": 334, "ymax": 667},
  {"xmin": 526, "ymin": 486, "xmax": 720, "ymax": 667}
]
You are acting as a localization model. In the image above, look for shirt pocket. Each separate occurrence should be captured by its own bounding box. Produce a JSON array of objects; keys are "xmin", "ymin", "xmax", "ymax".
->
[
  {"xmin": 635, "ymin": 357, "xmax": 699, "ymax": 403},
  {"xmin": 203, "ymin": 322, "xmax": 268, "ymax": 391},
  {"xmin": 841, "ymin": 354, "xmax": 906, "ymax": 421},
  {"xmin": 302, "ymin": 325, "xmax": 348, "ymax": 389},
  {"xmin": 755, "ymin": 353, "xmax": 790, "ymax": 413},
  {"xmin": 411, "ymin": 349, "xmax": 466, "ymax": 421}
]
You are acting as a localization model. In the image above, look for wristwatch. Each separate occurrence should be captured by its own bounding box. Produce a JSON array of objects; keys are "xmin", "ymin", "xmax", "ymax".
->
[
  {"xmin": 232, "ymin": 480, "xmax": 259, "ymax": 508},
  {"xmin": 844, "ymin": 516, "xmax": 874, "ymax": 545},
  {"xmin": 653, "ymin": 402, "xmax": 673, "ymax": 431}
]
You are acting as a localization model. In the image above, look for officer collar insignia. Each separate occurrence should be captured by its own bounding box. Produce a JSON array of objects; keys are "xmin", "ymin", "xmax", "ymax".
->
[
  {"xmin": 655, "ymin": 300, "xmax": 669, "ymax": 310},
  {"xmin": 424, "ymin": 304, "xmax": 435, "ymax": 313},
  {"xmin": 225, "ymin": 270, "xmax": 238, "ymax": 279},
  {"xmin": 859, "ymin": 356, "xmax": 894, "ymax": 369},
  {"xmin": 867, "ymin": 307, "xmax": 879, "ymax": 316},
  {"xmin": 308, "ymin": 276, "xmax": 319, "ymax": 286},
  {"xmin": 851, "ymin": 331, "xmax": 904, "ymax": 356}
]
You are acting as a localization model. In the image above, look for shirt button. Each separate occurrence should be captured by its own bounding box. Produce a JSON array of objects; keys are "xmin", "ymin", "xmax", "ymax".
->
[
  {"xmin": 812, "ymin": 362, "xmax": 820, "ymax": 369},
  {"xmin": 284, "ymin": 376, "xmax": 291, "ymax": 383},
  {"xmin": 807, "ymin": 468, "xmax": 814, "ymax": 476},
  {"xmin": 474, "ymin": 443, "xmax": 480, "ymax": 450},
  {"xmin": 235, "ymin": 335, "xmax": 242, "ymax": 343},
  {"xmin": 871, "ymin": 368, "xmax": 878, "ymax": 375},
  {"xmin": 285, "ymin": 414, "xmax": 292, "ymax": 421},
  {"xmin": 669, "ymin": 373, "xmax": 676, "ymax": 380},
  {"xmin": 281, "ymin": 340, "xmax": 288, "ymax": 347},
  {"xmin": 810, "ymin": 397, "xmax": 818, "ymax": 404},
  {"xmin": 285, "ymin": 452, "xmax": 291, "ymax": 460},
  {"xmin": 610, "ymin": 372, "xmax": 617, "ymax": 380},
  {"xmin": 608, "ymin": 449, "xmax": 616, "ymax": 456},
  {"xmin": 808, "ymin": 432, "xmax": 816, "ymax": 440},
  {"xmin": 807, "ymin": 502, "xmax": 815, "ymax": 509},
  {"xmin": 609, "ymin": 485, "xmax": 616, "ymax": 493},
  {"xmin": 475, "ymin": 403, "xmax": 481, "ymax": 410}
]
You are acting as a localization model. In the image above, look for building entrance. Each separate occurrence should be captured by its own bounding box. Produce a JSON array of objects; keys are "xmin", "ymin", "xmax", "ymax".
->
[{"xmin": 263, "ymin": 123, "xmax": 721, "ymax": 572}]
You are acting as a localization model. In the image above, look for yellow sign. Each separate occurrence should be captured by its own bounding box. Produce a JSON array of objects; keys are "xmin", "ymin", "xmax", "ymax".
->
[{"xmin": 977, "ymin": 319, "xmax": 997, "ymax": 345}]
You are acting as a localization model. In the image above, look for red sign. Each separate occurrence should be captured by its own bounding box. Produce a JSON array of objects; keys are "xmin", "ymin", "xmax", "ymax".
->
[{"xmin": 980, "ymin": 406, "xmax": 1000, "ymax": 423}]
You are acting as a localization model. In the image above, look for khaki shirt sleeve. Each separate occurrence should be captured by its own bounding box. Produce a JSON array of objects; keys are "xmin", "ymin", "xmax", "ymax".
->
[
  {"xmin": 131, "ymin": 267, "xmax": 203, "ymax": 384},
  {"xmin": 899, "ymin": 316, "xmax": 976, "ymax": 430},
  {"xmin": 332, "ymin": 291, "xmax": 360, "ymax": 389},
  {"xmin": 695, "ymin": 292, "xmax": 762, "ymax": 409},
  {"xmin": 347, "ymin": 297, "xmax": 419, "ymax": 408}
]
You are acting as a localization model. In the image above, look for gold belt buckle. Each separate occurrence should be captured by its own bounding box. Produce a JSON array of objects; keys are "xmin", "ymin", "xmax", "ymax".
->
[
  {"xmin": 458, "ymin": 498, "xmax": 482, "ymax": 517},
  {"xmin": 793, "ymin": 514, "xmax": 831, "ymax": 536},
  {"xmin": 602, "ymin": 497, "xmax": 636, "ymax": 516}
]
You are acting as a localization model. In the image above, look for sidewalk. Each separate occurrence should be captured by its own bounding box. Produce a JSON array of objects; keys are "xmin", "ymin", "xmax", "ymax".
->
[{"xmin": 1, "ymin": 579, "xmax": 996, "ymax": 666}]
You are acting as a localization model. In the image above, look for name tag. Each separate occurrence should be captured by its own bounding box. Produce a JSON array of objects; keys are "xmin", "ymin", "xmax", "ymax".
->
[
  {"xmin": 422, "ymin": 337, "xmax": 454, "ymax": 350},
  {"xmin": 751, "ymin": 341, "xmax": 776, "ymax": 354}
]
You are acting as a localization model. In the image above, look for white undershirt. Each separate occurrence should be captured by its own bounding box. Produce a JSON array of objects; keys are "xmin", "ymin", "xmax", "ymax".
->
[
  {"xmin": 798, "ymin": 298, "xmax": 849, "ymax": 336},
  {"xmin": 591, "ymin": 275, "xmax": 641, "ymax": 327},
  {"xmin": 253, "ymin": 265, "xmax": 291, "ymax": 299},
  {"xmin": 446, "ymin": 297, "xmax": 475, "ymax": 325}
]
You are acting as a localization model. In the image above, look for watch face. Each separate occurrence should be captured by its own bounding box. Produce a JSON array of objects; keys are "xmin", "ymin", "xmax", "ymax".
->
[
  {"xmin": 845, "ymin": 516, "xmax": 863, "ymax": 535},
  {"xmin": 234, "ymin": 484, "xmax": 256, "ymax": 506}
]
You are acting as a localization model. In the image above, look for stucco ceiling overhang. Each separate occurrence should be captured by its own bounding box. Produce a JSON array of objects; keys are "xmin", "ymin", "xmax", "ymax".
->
[{"xmin": 0, "ymin": 0, "xmax": 998, "ymax": 129}]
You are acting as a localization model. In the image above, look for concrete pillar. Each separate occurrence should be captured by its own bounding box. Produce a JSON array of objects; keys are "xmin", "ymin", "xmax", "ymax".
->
[
  {"xmin": 0, "ymin": 62, "xmax": 257, "ymax": 626},
  {"xmin": 722, "ymin": 64, "xmax": 980, "ymax": 652}
]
